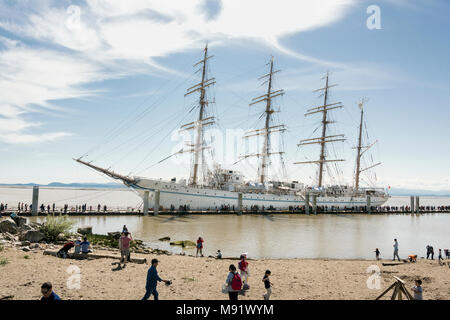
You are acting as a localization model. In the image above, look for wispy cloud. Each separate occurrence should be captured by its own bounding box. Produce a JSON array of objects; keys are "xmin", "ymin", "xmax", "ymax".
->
[{"xmin": 0, "ymin": 0, "xmax": 358, "ymax": 145}]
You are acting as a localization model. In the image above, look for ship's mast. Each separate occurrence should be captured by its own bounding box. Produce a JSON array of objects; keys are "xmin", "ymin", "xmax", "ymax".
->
[
  {"xmin": 353, "ymin": 99, "xmax": 381, "ymax": 190},
  {"xmin": 294, "ymin": 72, "xmax": 345, "ymax": 187},
  {"xmin": 181, "ymin": 44, "xmax": 216, "ymax": 186},
  {"xmin": 242, "ymin": 57, "xmax": 285, "ymax": 184},
  {"xmin": 354, "ymin": 100, "xmax": 365, "ymax": 190}
]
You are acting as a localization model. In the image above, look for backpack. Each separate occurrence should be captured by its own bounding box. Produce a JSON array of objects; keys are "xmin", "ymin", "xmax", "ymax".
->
[{"xmin": 231, "ymin": 272, "xmax": 242, "ymax": 291}]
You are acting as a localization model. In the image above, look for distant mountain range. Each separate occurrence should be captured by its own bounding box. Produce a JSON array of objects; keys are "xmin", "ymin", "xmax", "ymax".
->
[
  {"xmin": 0, "ymin": 183, "xmax": 449, "ymax": 197},
  {"xmin": 388, "ymin": 187, "xmax": 450, "ymax": 197}
]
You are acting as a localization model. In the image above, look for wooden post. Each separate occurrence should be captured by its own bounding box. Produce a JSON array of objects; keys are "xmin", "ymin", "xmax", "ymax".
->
[
  {"xmin": 154, "ymin": 190, "xmax": 160, "ymax": 216},
  {"xmin": 305, "ymin": 193, "xmax": 310, "ymax": 215},
  {"xmin": 237, "ymin": 193, "xmax": 243, "ymax": 216},
  {"xmin": 143, "ymin": 190, "xmax": 149, "ymax": 216},
  {"xmin": 31, "ymin": 186, "xmax": 39, "ymax": 216}
]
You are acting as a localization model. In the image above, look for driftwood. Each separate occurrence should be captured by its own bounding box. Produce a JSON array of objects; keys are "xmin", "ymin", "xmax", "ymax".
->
[
  {"xmin": 382, "ymin": 262, "xmax": 406, "ymax": 266},
  {"xmin": 43, "ymin": 250, "xmax": 147, "ymax": 264}
]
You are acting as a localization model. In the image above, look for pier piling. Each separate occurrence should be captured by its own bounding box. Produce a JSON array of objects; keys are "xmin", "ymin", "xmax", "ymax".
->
[
  {"xmin": 312, "ymin": 194, "xmax": 317, "ymax": 214},
  {"xmin": 143, "ymin": 191, "xmax": 149, "ymax": 216},
  {"xmin": 237, "ymin": 193, "xmax": 243, "ymax": 216},
  {"xmin": 31, "ymin": 186, "xmax": 39, "ymax": 216},
  {"xmin": 305, "ymin": 193, "xmax": 310, "ymax": 215},
  {"xmin": 154, "ymin": 190, "xmax": 160, "ymax": 216},
  {"xmin": 415, "ymin": 196, "xmax": 420, "ymax": 214}
]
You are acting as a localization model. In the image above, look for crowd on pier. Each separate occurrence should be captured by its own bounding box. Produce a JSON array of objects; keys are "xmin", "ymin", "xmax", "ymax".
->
[{"xmin": 1, "ymin": 202, "xmax": 450, "ymax": 215}]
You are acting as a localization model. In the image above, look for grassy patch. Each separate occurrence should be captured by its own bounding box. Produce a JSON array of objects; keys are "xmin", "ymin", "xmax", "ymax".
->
[
  {"xmin": 39, "ymin": 215, "xmax": 75, "ymax": 242},
  {"xmin": 87, "ymin": 234, "xmax": 141, "ymax": 250},
  {"xmin": 0, "ymin": 258, "xmax": 8, "ymax": 266},
  {"xmin": 182, "ymin": 277, "xmax": 195, "ymax": 282},
  {"xmin": 0, "ymin": 244, "xmax": 4, "ymax": 252},
  {"xmin": 24, "ymin": 255, "xmax": 30, "ymax": 259}
]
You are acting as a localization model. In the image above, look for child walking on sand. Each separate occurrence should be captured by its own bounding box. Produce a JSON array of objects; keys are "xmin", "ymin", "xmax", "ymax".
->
[
  {"xmin": 374, "ymin": 248, "xmax": 380, "ymax": 260},
  {"xmin": 239, "ymin": 254, "xmax": 249, "ymax": 289},
  {"xmin": 262, "ymin": 270, "xmax": 272, "ymax": 300}
]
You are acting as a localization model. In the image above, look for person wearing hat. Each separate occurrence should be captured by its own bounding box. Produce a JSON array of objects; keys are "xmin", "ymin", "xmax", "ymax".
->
[
  {"xmin": 74, "ymin": 237, "xmax": 82, "ymax": 255},
  {"xmin": 142, "ymin": 258, "xmax": 169, "ymax": 300}
]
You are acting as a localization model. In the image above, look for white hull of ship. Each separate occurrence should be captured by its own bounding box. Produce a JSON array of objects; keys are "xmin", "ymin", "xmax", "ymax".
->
[{"xmin": 128, "ymin": 179, "xmax": 388, "ymax": 210}]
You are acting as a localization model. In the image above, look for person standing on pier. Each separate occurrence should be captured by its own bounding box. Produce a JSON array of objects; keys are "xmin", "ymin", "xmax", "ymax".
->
[{"xmin": 393, "ymin": 239, "xmax": 401, "ymax": 261}]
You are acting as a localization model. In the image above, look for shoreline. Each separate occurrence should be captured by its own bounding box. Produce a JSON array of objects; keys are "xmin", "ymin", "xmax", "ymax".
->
[{"xmin": 0, "ymin": 245, "xmax": 449, "ymax": 300}]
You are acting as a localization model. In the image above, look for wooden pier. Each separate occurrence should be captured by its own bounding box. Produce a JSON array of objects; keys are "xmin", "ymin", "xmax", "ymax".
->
[{"xmin": 2, "ymin": 208, "xmax": 449, "ymax": 217}]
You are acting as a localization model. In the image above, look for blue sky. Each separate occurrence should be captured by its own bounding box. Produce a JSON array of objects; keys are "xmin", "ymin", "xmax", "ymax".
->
[{"xmin": 0, "ymin": 0, "xmax": 449, "ymax": 190}]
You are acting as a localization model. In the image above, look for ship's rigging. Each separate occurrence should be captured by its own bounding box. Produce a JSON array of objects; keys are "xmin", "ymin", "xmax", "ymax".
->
[
  {"xmin": 240, "ymin": 57, "xmax": 286, "ymax": 185},
  {"xmin": 294, "ymin": 72, "xmax": 346, "ymax": 188}
]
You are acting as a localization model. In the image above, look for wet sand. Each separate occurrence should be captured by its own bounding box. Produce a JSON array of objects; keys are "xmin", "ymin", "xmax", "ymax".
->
[{"xmin": 0, "ymin": 247, "xmax": 449, "ymax": 300}]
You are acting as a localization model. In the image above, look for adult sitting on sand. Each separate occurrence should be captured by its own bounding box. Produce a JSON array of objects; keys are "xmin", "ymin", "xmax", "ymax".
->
[
  {"xmin": 80, "ymin": 236, "xmax": 92, "ymax": 254},
  {"xmin": 57, "ymin": 241, "xmax": 75, "ymax": 259},
  {"xmin": 40, "ymin": 282, "xmax": 61, "ymax": 301},
  {"xmin": 119, "ymin": 232, "xmax": 133, "ymax": 264},
  {"xmin": 226, "ymin": 264, "xmax": 242, "ymax": 301},
  {"xmin": 142, "ymin": 258, "xmax": 170, "ymax": 300}
]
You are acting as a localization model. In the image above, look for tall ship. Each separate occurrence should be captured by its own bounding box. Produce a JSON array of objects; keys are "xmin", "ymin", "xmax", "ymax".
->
[{"xmin": 76, "ymin": 45, "xmax": 389, "ymax": 211}]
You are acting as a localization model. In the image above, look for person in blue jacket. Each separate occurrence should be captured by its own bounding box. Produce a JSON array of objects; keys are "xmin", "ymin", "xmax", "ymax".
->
[
  {"xmin": 40, "ymin": 282, "xmax": 61, "ymax": 301},
  {"xmin": 142, "ymin": 258, "xmax": 169, "ymax": 300}
]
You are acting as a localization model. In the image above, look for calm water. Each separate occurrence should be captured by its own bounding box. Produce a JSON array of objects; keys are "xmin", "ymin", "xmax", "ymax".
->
[
  {"xmin": 2, "ymin": 186, "xmax": 449, "ymax": 259},
  {"xmin": 28, "ymin": 213, "xmax": 449, "ymax": 260}
]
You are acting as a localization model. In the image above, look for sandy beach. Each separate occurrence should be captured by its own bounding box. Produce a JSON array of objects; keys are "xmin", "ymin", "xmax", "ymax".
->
[{"xmin": 0, "ymin": 246, "xmax": 448, "ymax": 300}]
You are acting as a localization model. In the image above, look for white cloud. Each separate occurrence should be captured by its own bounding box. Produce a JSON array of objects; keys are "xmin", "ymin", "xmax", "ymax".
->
[
  {"xmin": 2, "ymin": 132, "xmax": 72, "ymax": 144},
  {"xmin": 0, "ymin": 0, "xmax": 359, "ymax": 145}
]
